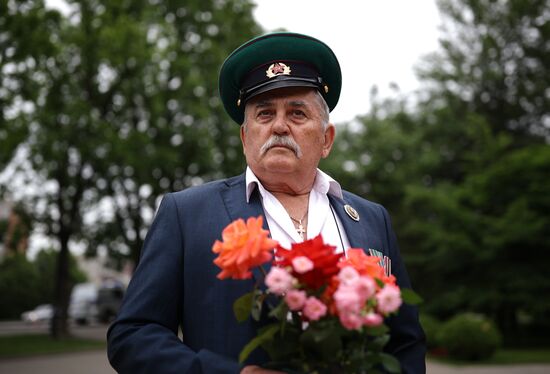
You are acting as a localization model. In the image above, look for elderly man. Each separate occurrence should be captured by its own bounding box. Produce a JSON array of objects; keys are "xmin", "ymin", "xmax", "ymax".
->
[{"xmin": 107, "ymin": 32, "xmax": 426, "ymax": 374}]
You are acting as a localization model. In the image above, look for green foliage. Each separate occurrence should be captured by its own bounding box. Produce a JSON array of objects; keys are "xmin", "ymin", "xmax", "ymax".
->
[
  {"xmin": 0, "ymin": 254, "xmax": 42, "ymax": 319},
  {"xmin": 438, "ymin": 313, "xmax": 502, "ymax": 361},
  {"xmin": 1, "ymin": 0, "xmax": 261, "ymax": 335},
  {"xmin": 0, "ymin": 250, "xmax": 87, "ymax": 320},
  {"xmin": 233, "ymin": 291, "xmax": 254, "ymax": 323},
  {"xmin": 34, "ymin": 249, "xmax": 87, "ymax": 302},
  {"xmin": 324, "ymin": 0, "xmax": 550, "ymax": 347},
  {"xmin": 0, "ymin": 334, "xmax": 105, "ymax": 358},
  {"xmin": 0, "ymin": 219, "xmax": 7, "ymax": 243},
  {"xmin": 419, "ymin": 314, "xmax": 442, "ymax": 349},
  {"xmin": 401, "ymin": 288, "xmax": 423, "ymax": 306},
  {"xmin": 239, "ymin": 324, "xmax": 280, "ymax": 364},
  {"xmin": 421, "ymin": 0, "xmax": 549, "ymax": 139},
  {"xmin": 242, "ymin": 300, "xmax": 396, "ymax": 373}
]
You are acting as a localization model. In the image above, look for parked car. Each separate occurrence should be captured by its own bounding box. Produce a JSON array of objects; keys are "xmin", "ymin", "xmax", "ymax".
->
[
  {"xmin": 21, "ymin": 304, "xmax": 53, "ymax": 323},
  {"xmin": 69, "ymin": 282, "xmax": 99, "ymax": 325},
  {"xmin": 96, "ymin": 280, "xmax": 125, "ymax": 323},
  {"xmin": 69, "ymin": 280, "xmax": 125, "ymax": 325},
  {"xmin": 21, "ymin": 281, "xmax": 125, "ymax": 325}
]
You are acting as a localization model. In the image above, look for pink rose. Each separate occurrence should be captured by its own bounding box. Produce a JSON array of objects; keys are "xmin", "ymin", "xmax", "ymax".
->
[
  {"xmin": 339, "ymin": 312, "xmax": 363, "ymax": 330},
  {"xmin": 265, "ymin": 267, "xmax": 294, "ymax": 295},
  {"xmin": 302, "ymin": 296, "xmax": 327, "ymax": 321},
  {"xmin": 363, "ymin": 312, "xmax": 384, "ymax": 327},
  {"xmin": 355, "ymin": 276, "xmax": 377, "ymax": 302},
  {"xmin": 334, "ymin": 284, "xmax": 362, "ymax": 314},
  {"xmin": 284, "ymin": 289, "xmax": 307, "ymax": 311},
  {"xmin": 338, "ymin": 266, "xmax": 360, "ymax": 286},
  {"xmin": 291, "ymin": 256, "xmax": 314, "ymax": 274},
  {"xmin": 376, "ymin": 284, "xmax": 402, "ymax": 314}
]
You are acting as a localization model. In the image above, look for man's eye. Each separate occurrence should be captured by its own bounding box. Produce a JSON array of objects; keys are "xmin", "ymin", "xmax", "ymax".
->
[
  {"xmin": 257, "ymin": 110, "xmax": 272, "ymax": 118},
  {"xmin": 292, "ymin": 110, "xmax": 306, "ymax": 118}
]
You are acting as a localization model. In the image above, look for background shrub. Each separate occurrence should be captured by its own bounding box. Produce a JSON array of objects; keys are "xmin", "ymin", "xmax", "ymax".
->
[
  {"xmin": 420, "ymin": 314, "xmax": 442, "ymax": 349},
  {"xmin": 438, "ymin": 313, "xmax": 502, "ymax": 360}
]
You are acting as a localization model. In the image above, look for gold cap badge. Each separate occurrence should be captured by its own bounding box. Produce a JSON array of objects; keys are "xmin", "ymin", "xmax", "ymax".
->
[
  {"xmin": 344, "ymin": 204, "xmax": 360, "ymax": 221},
  {"xmin": 266, "ymin": 62, "xmax": 292, "ymax": 78}
]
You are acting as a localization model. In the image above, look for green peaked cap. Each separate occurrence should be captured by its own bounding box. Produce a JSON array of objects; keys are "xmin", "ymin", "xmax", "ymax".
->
[{"xmin": 219, "ymin": 32, "xmax": 342, "ymax": 124}]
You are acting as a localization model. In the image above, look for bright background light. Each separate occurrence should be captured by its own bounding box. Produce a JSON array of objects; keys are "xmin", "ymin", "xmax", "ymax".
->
[{"xmin": 253, "ymin": 0, "xmax": 442, "ymax": 123}]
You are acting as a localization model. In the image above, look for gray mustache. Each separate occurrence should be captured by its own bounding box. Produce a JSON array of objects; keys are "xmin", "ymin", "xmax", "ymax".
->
[{"xmin": 260, "ymin": 135, "xmax": 302, "ymax": 158}]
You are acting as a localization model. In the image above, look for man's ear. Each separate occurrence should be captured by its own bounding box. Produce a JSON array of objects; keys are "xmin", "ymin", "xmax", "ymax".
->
[
  {"xmin": 240, "ymin": 124, "xmax": 247, "ymax": 153},
  {"xmin": 321, "ymin": 124, "xmax": 335, "ymax": 158}
]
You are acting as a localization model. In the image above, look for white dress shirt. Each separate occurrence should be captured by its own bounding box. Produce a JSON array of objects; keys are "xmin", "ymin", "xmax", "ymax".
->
[{"xmin": 245, "ymin": 167, "xmax": 351, "ymax": 255}]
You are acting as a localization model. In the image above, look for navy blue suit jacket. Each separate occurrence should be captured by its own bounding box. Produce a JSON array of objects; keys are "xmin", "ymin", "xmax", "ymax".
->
[{"xmin": 107, "ymin": 174, "xmax": 426, "ymax": 373}]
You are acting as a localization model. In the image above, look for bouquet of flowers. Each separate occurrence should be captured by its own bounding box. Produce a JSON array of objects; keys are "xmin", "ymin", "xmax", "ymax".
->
[{"xmin": 212, "ymin": 216, "xmax": 420, "ymax": 373}]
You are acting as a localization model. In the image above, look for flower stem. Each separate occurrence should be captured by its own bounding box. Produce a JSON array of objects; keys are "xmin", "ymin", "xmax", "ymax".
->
[{"xmin": 259, "ymin": 264, "xmax": 268, "ymax": 278}]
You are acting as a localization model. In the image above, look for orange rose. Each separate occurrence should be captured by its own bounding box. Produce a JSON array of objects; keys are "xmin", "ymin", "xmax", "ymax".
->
[
  {"xmin": 212, "ymin": 216, "xmax": 277, "ymax": 280},
  {"xmin": 338, "ymin": 248, "xmax": 395, "ymax": 284}
]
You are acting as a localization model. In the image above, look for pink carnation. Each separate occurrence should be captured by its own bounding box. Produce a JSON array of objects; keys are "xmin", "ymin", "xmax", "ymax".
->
[
  {"xmin": 363, "ymin": 312, "xmax": 384, "ymax": 327},
  {"xmin": 291, "ymin": 256, "xmax": 314, "ymax": 274},
  {"xmin": 265, "ymin": 267, "xmax": 294, "ymax": 295},
  {"xmin": 284, "ymin": 289, "xmax": 307, "ymax": 311},
  {"xmin": 376, "ymin": 284, "xmax": 402, "ymax": 314},
  {"xmin": 302, "ymin": 296, "xmax": 327, "ymax": 321}
]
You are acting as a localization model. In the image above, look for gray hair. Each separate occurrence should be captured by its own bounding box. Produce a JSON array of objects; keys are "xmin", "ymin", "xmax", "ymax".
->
[{"xmin": 242, "ymin": 90, "xmax": 330, "ymax": 131}]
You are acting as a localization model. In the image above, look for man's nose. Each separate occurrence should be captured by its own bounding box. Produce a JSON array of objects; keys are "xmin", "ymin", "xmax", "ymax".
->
[{"xmin": 271, "ymin": 113, "xmax": 290, "ymax": 135}]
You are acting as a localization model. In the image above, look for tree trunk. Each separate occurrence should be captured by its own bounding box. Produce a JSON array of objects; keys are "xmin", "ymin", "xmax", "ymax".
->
[{"xmin": 50, "ymin": 233, "xmax": 71, "ymax": 339}]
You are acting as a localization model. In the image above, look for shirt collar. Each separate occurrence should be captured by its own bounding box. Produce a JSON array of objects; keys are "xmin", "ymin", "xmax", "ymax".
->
[{"xmin": 245, "ymin": 166, "xmax": 343, "ymax": 202}]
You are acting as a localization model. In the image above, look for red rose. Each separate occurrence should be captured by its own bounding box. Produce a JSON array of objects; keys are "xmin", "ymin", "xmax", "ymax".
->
[{"xmin": 275, "ymin": 235, "xmax": 343, "ymax": 290}]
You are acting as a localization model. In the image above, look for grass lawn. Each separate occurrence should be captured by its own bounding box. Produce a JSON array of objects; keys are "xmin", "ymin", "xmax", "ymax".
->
[
  {"xmin": 429, "ymin": 348, "xmax": 550, "ymax": 365},
  {"xmin": 0, "ymin": 334, "xmax": 106, "ymax": 358}
]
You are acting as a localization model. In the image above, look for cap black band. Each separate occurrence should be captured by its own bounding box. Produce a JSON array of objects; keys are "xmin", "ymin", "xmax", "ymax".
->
[{"xmin": 238, "ymin": 60, "xmax": 325, "ymax": 105}]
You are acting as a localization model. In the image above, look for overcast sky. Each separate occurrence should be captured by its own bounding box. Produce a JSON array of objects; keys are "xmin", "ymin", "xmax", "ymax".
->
[
  {"xmin": 253, "ymin": 0, "xmax": 443, "ymax": 123},
  {"xmin": 46, "ymin": 0, "xmax": 444, "ymax": 123}
]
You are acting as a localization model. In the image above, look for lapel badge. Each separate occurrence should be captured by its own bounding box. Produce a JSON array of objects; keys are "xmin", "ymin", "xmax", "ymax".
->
[
  {"xmin": 344, "ymin": 204, "xmax": 360, "ymax": 221},
  {"xmin": 266, "ymin": 62, "xmax": 291, "ymax": 78}
]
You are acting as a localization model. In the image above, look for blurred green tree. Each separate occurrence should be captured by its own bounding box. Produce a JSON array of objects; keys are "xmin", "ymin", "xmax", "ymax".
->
[
  {"xmin": 34, "ymin": 248, "xmax": 87, "ymax": 303},
  {"xmin": 0, "ymin": 254, "xmax": 41, "ymax": 320},
  {"xmin": 324, "ymin": 0, "xmax": 550, "ymax": 345},
  {"xmin": 417, "ymin": 0, "xmax": 549, "ymax": 140},
  {"xmin": 0, "ymin": 250, "xmax": 86, "ymax": 320},
  {"xmin": 0, "ymin": 0, "xmax": 260, "ymax": 337}
]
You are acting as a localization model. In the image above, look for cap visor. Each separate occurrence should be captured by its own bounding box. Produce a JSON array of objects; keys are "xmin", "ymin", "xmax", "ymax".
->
[{"xmin": 246, "ymin": 79, "xmax": 319, "ymax": 102}]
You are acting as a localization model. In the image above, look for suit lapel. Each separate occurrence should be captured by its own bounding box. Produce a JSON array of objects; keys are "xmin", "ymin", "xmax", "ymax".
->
[
  {"xmin": 328, "ymin": 194, "xmax": 369, "ymax": 250},
  {"xmin": 220, "ymin": 174, "xmax": 266, "ymax": 224},
  {"xmin": 219, "ymin": 174, "xmax": 272, "ymax": 282}
]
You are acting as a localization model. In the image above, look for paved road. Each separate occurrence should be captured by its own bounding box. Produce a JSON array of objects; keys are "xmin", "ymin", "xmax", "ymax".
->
[
  {"xmin": 2, "ymin": 351, "xmax": 550, "ymax": 374},
  {"xmin": 0, "ymin": 350, "xmax": 114, "ymax": 374},
  {"xmin": 0, "ymin": 320, "xmax": 107, "ymax": 340},
  {"xmin": 426, "ymin": 361, "xmax": 550, "ymax": 374}
]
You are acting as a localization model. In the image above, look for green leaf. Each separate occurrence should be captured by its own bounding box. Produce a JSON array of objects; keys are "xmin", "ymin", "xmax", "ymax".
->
[
  {"xmin": 239, "ymin": 324, "xmax": 280, "ymax": 363},
  {"xmin": 268, "ymin": 299, "xmax": 289, "ymax": 320},
  {"xmin": 250, "ymin": 291, "xmax": 265, "ymax": 321},
  {"xmin": 366, "ymin": 334, "xmax": 391, "ymax": 351},
  {"xmin": 401, "ymin": 288, "xmax": 423, "ymax": 305},
  {"xmin": 233, "ymin": 291, "xmax": 254, "ymax": 323},
  {"xmin": 365, "ymin": 324, "xmax": 389, "ymax": 336},
  {"xmin": 379, "ymin": 353, "xmax": 401, "ymax": 373},
  {"xmin": 299, "ymin": 323, "xmax": 343, "ymax": 362}
]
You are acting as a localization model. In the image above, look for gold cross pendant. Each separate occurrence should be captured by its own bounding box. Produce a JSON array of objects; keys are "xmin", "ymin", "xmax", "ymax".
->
[{"xmin": 296, "ymin": 222, "xmax": 306, "ymax": 240}]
